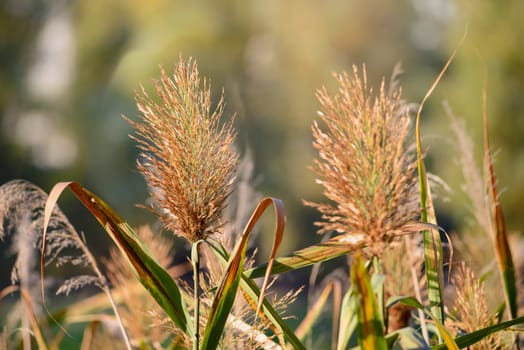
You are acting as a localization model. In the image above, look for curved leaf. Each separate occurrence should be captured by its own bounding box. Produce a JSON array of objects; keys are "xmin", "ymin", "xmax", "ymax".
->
[
  {"xmin": 41, "ymin": 182, "xmax": 193, "ymax": 337},
  {"xmin": 414, "ymin": 49, "xmax": 458, "ymax": 328},
  {"xmin": 200, "ymin": 197, "xmax": 285, "ymax": 350},
  {"xmin": 244, "ymin": 233, "xmax": 365, "ymax": 279},
  {"xmin": 482, "ymin": 80, "xmax": 517, "ymax": 320},
  {"xmin": 208, "ymin": 240, "xmax": 306, "ymax": 350},
  {"xmin": 295, "ymin": 280, "xmax": 340, "ymax": 341},
  {"xmin": 244, "ymin": 224, "xmax": 433, "ymax": 280}
]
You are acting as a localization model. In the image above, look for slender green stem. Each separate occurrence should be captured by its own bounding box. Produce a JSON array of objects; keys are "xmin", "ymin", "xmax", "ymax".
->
[
  {"xmin": 404, "ymin": 236, "xmax": 429, "ymax": 343},
  {"xmin": 192, "ymin": 240, "xmax": 203, "ymax": 350},
  {"xmin": 371, "ymin": 256, "xmax": 384, "ymax": 325}
]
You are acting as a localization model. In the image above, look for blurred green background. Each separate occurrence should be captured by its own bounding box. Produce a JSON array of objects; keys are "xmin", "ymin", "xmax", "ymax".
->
[{"xmin": 1, "ymin": 0, "xmax": 523, "ymax": 287}]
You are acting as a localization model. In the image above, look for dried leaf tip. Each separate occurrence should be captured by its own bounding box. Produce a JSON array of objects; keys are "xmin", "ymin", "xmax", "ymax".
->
[
  {"xmin": 305, "ymin": 65, "xmax": 419, "ymax": 257},
  {"xmin": 127, "ymin": 57, "xmax": 239, "ymax": 242}
]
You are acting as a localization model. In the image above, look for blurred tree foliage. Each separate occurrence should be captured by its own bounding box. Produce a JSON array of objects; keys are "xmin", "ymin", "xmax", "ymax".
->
[
  {"xmin": 431, "ymin": 0, "xmax": 524, "ymax": 234},
  {"xmin": 1, "ymin": 0, "xmax": 522, "ymax": 278}
]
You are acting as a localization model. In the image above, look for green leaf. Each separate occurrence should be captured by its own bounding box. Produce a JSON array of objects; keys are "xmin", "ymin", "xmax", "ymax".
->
[
  {"xmin": 415, "ymin": 63, "xmax": 451, "ymax": 328},
  {"xmin": 337, "ymin": 284, "xmax": 359, "ymax": 350},
  {"xmin": 432, "ymin": 315, "xmax": 524, "ymax": 349},
  {"xmin": 244, "ymin": 233, "xmax": 365, "ymax": 279},
  {"xmin": 200, "ymin": 197, "xmax": 285, "ymax": 350},
  {"xmin": 370, "ymin": 257, "xmax": 385, "ymax": 329},
  {"xmin": 415, "ymin": 144, "xmax": 445, "ymax": 328},
  {"xmin": 351, "ymin": 254, "xmax": 387, "ymax": 350},
  {"xmin": 387, "ymin": 297, "xmax": 458, "ymax": 350},
  {"xmin": 41, "ymin": 182, "xmax": 193, "ymax": 337},
  {"xmin": 295, "ymin": 281, "xmax": 337, "ymax": 340},
  {"xmin": 208, "ymin": 241, "xmax": 307, "ymax": 350},
  {"xmin": 482, "ymin": 84, "xmax": 518, "ymax": 320}
]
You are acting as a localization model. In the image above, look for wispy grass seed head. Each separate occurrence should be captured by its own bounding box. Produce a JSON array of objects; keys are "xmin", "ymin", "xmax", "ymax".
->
[
  {"xmin": 306, "ymin": 65, "xmax": 419, "ymax": 257},
  {"xmin": 127, "ymin": 57, "xmax": 239, "ymax": 243},
  {"xmin": 449, "ymin": 262, "xmax": 510, "ymax": 349}
]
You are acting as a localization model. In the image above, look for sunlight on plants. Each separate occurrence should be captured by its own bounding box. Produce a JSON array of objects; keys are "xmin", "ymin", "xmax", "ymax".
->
[{"xmin": 1, "ymin": 56, "xmax": 523, "ymax": 349}]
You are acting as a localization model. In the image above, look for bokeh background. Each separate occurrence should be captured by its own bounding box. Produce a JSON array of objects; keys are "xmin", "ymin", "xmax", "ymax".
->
[{"xmin": 1, "ymin": 0, "xmax": 523, "ymax": 289}]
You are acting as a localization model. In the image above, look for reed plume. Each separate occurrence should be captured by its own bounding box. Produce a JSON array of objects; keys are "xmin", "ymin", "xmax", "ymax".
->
[
  {"xmin": 127, "ymin": 57, "xmax": 239, "ymax": 243},
  {"xmin": 449, "ymin": 262, "xmax": 510, "ymax": 349},
  {"xmin": 306, "ymin": 65, "xmax": 419, "ymax": 257}
]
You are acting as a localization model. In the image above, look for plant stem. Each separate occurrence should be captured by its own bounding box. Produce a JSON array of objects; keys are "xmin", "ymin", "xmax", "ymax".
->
[
  {"xmin": 192, "ymin": 240, "xmax": 203, "ymax": 350},
  {"xmin": 404, "ymin": 236, "xmax": 429, "ymax": 343}
]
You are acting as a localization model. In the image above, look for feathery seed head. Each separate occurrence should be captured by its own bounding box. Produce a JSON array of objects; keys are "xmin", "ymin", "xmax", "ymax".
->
[
  {"xmin": 451, "ymin": 263, "xmax": 491, "ymax": 333},
  {"xmin": 127, "ymin": 57, "xmax": 238, "ymax": 242},
  {"xmin": 449, "ymin": 262, "xmax": 510, "ymax": 349},
  {"xmin": 306, "ymin": 65, "xmax": 419, "ymax": 257}
]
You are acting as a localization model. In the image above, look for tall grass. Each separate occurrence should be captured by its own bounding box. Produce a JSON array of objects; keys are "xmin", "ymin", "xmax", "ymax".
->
[{"xmin": 1, "ymin": 56, "xmax": 523, "ymax": 349}]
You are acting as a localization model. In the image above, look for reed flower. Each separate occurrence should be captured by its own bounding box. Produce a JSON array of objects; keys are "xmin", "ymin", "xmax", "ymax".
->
[
  {"xmin": 127, "ymin": 57, "xmax": 238, "ymax": 242},
  {"xmin": 449, "ymin": 262, "xmax": 510, "ymax": 349},
  {"xmin": 306, "ymin": 65, "xmax": 419, "ymax": 256}
]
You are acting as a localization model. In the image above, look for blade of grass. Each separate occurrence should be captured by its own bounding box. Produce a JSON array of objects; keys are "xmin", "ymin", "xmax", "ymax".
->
[
  {"xmin": 337, "ymin": 282, "xmax": 359, "ymax": 350},
  {"xmin": 244, "ymin": 222, "xmax": 436, "ymax": 280},
  {"xmin": 415, "ymin": 46, "xmax": 460, "ymax": 329},
  {"xmin": 331, "ymin": 279, "xmax": 342, "ymax": 350},
  {"xmin": 55, "ymin": 261, "xmax": 192, "ymax": 318},
  {"xmin": 208, "ymin": 240, "xmax": 307, "ymax": 350},
  {"xmin": 0, "ymin": 285, "xmax": 19, "ymax": 300},
  {"xmin": 20, "ymin": 288, "xmax": 49, "ymax": 350},
  {"xmin": 256, "ymin": 198, "xmax": 286, "ymax": 315},
  {"xmin": 41, "ymin": 181, "xmax": 193, "ymax": 337},
  {"xmin": 351, "ymin": 254, "xmax": 387, "ymax": 350},
  {"xmin": 245, "ymin": 233, "xmax": 366, "ymax": 279},
  {"xmin": 482, "ymin": 74, "xmax": 517, "ymax": 320},
  {"xmin": 295, "ymin": 280, "xmax": 339, "ymax": 341},
  {"xmin": 200, "ymin": 197, "xmax": 285, "ymax": 350},
  {"xmin": 432, "ymin": 315, "xmax": 524, "ymax": 349}
]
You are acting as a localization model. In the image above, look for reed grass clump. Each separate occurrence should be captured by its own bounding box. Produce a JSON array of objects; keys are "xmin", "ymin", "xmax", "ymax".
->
[{"xmin": 1, "ymin": 55, "xmax": 523, "ymax": 350}]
